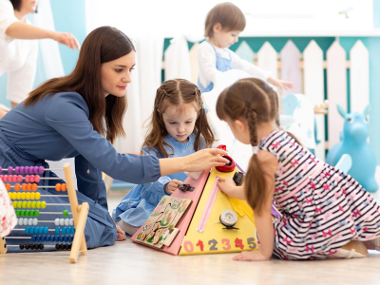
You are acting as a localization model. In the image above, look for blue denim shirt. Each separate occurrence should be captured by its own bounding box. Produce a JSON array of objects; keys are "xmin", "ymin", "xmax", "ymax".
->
[
  {"xmin": 0, "ymin": 92, "xmax": 161, "ymax": 209},
  {"xmin": 112, "ymin": 133, "xmax": 205, "ymax": 227}
]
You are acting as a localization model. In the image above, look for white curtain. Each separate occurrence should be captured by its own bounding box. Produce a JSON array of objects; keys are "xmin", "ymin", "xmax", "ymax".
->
[
  {"xmin": 29, "ymin": 0, "xmax": 64, "ymax": 83},
  {"xmin": 30, "ymin": 1, "xmax": 75, "ymax": 185},
  {"xmin": 164, "ymin": 37, "xmax": 192, "ymax": 82},
  {"xmin": 85, "ymin": 0, "xmax": 164, "ymax": 153}
]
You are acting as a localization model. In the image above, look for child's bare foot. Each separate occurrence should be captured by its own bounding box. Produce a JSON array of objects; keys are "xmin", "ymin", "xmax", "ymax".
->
[
  {"xmin": 341, "ymin": 240, "xmax": 368, "ymax": 255},
  {"xmin": 331, "ymin": 240, "xmax": 368, "ymax": 259},
  {"xmin": 233, "ymin": 250, "xmax": 269, "ymax": 261},
  {"xmin": 116, "ymin": 225, "xmax": 127, "ymax": 241}
]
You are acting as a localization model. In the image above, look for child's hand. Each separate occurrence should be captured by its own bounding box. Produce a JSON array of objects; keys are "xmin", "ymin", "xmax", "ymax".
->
[
  {"xmin": 233, "ymin": 250, "xmax": 270, "ymax": 261},
  {"xmin": 217, "ymin": 177, "xmax": 237, "ymax": 196},
  {"xmin": 165, "ymin": 179, "xmax": 182, "ymax": 194},
  {"xmin": 116, "ymin": 225, "xmax": 127, "ymax": 241},
  {"xmin": 267, "ymin": 77, "xmax": 294, "ymax": 90}
]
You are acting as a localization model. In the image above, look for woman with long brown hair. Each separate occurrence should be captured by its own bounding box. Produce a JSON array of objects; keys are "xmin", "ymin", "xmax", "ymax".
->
[{"xmin": 0, "ymin": 26, "xmax": 227, "ymax": 250}]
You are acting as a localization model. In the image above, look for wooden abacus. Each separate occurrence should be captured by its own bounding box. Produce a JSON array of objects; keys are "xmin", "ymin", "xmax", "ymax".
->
[{"xmin": 0, "ymin": 163, "xmax": 89, "ymax": 263}]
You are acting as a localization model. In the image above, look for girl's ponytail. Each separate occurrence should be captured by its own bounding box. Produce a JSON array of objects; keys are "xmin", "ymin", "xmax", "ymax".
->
[
  {"xmin": 194, "ymin": 88, "xmax": 215, "ymax": 150},
  {"xmin": 244, "ymin": 105, "xmax": 267, "ymax": 215}
]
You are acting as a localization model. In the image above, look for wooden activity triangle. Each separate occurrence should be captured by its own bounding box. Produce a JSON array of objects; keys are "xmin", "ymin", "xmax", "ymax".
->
[{"xmin": 132, "ymin": 150, "xmax": 280, "ymax": 256}]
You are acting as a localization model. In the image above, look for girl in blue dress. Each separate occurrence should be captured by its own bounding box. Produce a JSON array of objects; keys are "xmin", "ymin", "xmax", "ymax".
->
[
  {"xmin": 0, "ymin": 27, "xmax": 228, "ymax": 251},
  {"xmin": 113, "ymin": 79, "xmax": 215, "ymax": 236}
]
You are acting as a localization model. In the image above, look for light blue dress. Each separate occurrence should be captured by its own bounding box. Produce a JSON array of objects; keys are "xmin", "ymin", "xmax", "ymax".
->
[
  {"xmin": 198, "ymin": 41, "xmax": 232, "ymax": 93},
  {"xmin": 0, "ymin": 92, "xmax": 161, "ymax": 251},
  {"xmin": 112, "ymin": 133, "xmax": 205, "ymax": 228}
]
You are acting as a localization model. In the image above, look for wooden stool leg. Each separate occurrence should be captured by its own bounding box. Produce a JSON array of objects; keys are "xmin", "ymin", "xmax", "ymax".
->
[
  {"xmin": 69, "ymin": 202, "xmax": 89, "ymax": 263},
  {"xmin": 0, "ymin": 237, "xmax": 7, "ymax": 254},
  {"xmin": 64, "ymin": 163, "xmax": 89, "ymax": 263}
]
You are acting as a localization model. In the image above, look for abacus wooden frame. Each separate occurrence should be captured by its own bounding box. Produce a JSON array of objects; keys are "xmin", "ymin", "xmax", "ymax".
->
[{"xmin": 0, "ymin": 163, "xmax": 89, "ymax": 263}]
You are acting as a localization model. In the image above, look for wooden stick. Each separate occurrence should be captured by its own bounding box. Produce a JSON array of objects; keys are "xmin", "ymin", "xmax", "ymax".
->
[
  {"xmin": 69, "ymin": 202, "xmax": 89, "ymax": 263},
  {"xmin": 63, "ymin": 163, "xmax": 88, "ymax": 263}
]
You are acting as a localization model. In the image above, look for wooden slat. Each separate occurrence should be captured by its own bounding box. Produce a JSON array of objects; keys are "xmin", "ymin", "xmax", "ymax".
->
[
  {"xmin": 326, "ymin": 41, "xmax": 347, "ymax": 149},
  {"xmin": 257, "ymin": 42, "xmax": 280, "ymax": 108},
  {"xmin": 235, "ymin": 40, "xmax": 254, "ymax": 63},
  {"xmin": 350, "ymin": 40, "xmax": 369, "ymax": 113},
  {"xmin": 189, "ymin": 42, "xmax": 199, "ymax": 85},
  {"xmin": 303, "ymin": 40, "xmax": 325, "ymax": 160},
  {"xmin": 280, "ymin": 40, "xmax": 302, "ymax": 96}
]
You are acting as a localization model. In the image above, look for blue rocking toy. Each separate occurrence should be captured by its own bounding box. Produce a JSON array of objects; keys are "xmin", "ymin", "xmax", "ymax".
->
[{"xmin": 326, "ymin": 104, "xmax": 378, "ymax": 192}]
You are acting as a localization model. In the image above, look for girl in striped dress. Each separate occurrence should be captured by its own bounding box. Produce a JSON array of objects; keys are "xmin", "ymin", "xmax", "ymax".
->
[{"xmin": 216, "ymin": 77, "xmax": 380, "ymax": 261}]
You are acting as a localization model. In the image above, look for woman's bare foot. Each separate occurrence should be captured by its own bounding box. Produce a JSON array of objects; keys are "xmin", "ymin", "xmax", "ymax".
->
[{"xmin": 116, "ymin": 225, "xmax": 127, "ymax": 241}]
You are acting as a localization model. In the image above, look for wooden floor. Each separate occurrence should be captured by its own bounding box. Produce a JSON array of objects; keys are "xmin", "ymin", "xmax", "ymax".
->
[{"xmin": 2, "ymin": 191, "xmax": 380, "ymax": 285}]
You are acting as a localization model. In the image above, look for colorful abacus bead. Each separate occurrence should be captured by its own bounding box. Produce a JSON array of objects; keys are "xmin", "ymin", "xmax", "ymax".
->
[
  {"xmin": 34, "ymin": 175, "xmax": 40, "ymax": 183},
  {"xmin": 20, "ymin": 243, "xmax": 44, "ymax": 250},
  {"xmin": 54, "ymin": 218, "xmax": 73, "ymax": 226},
  {"xmin": 8, "ymin": 166, "xmax": 13, "ymax": 174}
]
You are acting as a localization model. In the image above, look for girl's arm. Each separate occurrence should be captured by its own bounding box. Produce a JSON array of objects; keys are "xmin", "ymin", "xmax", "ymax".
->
[
  {"xmin": 197, "ymin": 42, "xmax": 222, "ymax": 85},
  {"xmin": 218, "ymin": 178, "xmax": 245, "ymax": 200},
  {"xmin": 230, "ymin": 51, "xmax": 294, "ymax": 90},
  {"xmin": 230, "ymin": 51, "xmax": 271, "ymax": 81},
  {"xmin": 5, "ymin": 22, "xmax": 79, "ymax": 50},
  {"xmin": 267, "ymin": 77, "xmax": 294, "ymax": 91}
]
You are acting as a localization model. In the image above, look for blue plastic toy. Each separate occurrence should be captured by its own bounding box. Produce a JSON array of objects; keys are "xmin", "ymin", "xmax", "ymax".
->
[{"xmin": 326, "ymin": 104, "xmax": 378, "ymax": 192}]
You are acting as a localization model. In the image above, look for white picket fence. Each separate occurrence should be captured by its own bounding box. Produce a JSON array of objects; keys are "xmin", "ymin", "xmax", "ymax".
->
[{"xmin": 163, "ymin": 39, "xmax": 370, "ymax": 162}]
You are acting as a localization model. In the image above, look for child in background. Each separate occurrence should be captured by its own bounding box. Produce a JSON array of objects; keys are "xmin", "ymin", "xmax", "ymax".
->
[
  {"xmin": 216, "ymin": 77, "xmax": 380, "ymax": 261},
  {"xmin": 0, "ymin": 179, "xmax": 16, "ymax": 237},
  {"xmin": 198, "ymin": 2, "xmax": 294, "ymax": 93},
  {"xmin": 113, "ymin": 79, "xmax": 215, "ymax": 236}
]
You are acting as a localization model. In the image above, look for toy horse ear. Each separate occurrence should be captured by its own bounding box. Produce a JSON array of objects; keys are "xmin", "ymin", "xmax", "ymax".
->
[
  {"xmin": 363, "ymin": 105, "xmax": 370, "ymax": 116},
  {"xmin": 336, "ymin": 104, "xmax": 347, "ymax": 118}
]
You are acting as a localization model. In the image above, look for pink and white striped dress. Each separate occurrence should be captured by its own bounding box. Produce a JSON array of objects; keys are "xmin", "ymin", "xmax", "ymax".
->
[
  {"xmin": 0, "ymin": 179, "xmax": 16, "ymax": 237},
  {"xmin": 259, "ymin": 129, "xmax": 380, "ymax": 260}
]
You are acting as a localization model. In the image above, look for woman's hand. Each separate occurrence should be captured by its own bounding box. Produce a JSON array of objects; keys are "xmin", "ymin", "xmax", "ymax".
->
[
  {"xmin": 183, "ymin": 148, "xmax": 229, "ymax": 172},
  {"xmin": 267, "ymin": 77, "xmax": 294, "ymax": 90},
  {"xmin": 159, "ymin": 148, "xmax": 228, "ymax": 176},
  {"xmin": 51, "ymin": 31, "xmax": 80, "ymax": 50},
  {"xmin": 165, "ymin": 179, "xmax": 182, "ymax": 194}
]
